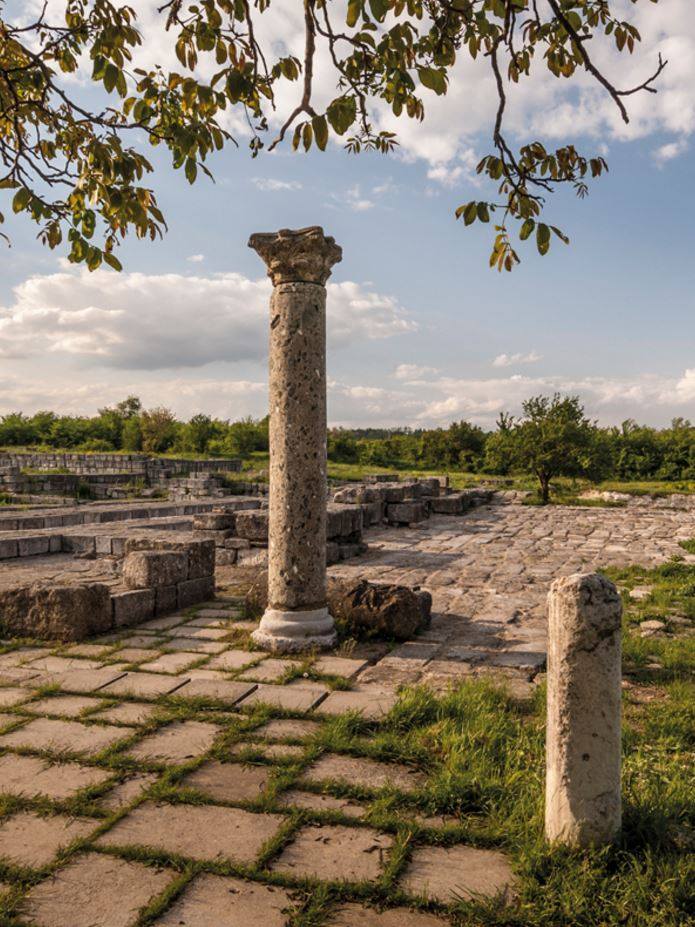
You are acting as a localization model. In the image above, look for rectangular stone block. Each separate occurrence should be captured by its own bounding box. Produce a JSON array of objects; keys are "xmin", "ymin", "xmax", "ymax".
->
[
  {"xmin": 234, "ymin": 509, "xmax": 268, "ymax": 542},
  {"xmin": 215, "ymin": 550, "xmax": 237, "ymax": 566},
  {"xmin": 177, "ymin": 576, "xmax": 215, "ymax": 610},
  {"xmin": 386, "ymin": 501, "xmax": 428, "ymax": 525},
  {"xmin": 361, "ymin": 500, "xmax": 384, "ymax": 526},
  {"xmin": 428, "ymin": 494, "xmax": 466, "ymax": 515},
  {"xmin": 18, "ymin": 536, "xmax": 50, "ymax": 557},
  {"xmin": 111, "ymin": 589, "xmax": 155, "ymax": 628},
  {"xmin": 125, "ymin": 538, "xmax": 214, "ymax": 579},
  {"xmin": 0, "ymin": 584, "xmax": 112, "ymax": 642},
  {"xmin": 123, "ymin": 550, "xmax": 189, "ymax": 590},
  {"xmin": 0, "ymin": 539, "xmax": 18, "ymax": 559},
  {"xmin": 193, "ymin": 513, "xmax": 236, "ymax": 531},
  {"xmin": 155, "ymin": 584, "xmax": 178, "ymax": 615}
]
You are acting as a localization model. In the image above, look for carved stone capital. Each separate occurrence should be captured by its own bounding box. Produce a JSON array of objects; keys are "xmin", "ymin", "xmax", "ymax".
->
[{"xmin": 248, "ymin": 226, "xmax": 342, "ymax": 286}]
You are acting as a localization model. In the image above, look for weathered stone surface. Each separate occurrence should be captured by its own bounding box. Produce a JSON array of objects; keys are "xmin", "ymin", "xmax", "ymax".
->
[
  {"xmin": 193, "ymin": 512, "xmax": 237, "ymax": 531},
  {"xmin": 249, "ymin": 228, "xmax": 340, "ymax": 653},
  {"xmin": 140, "ymin": 651, "xmax": 200, "ymax": 674},
  {"xmin": 112, "ymin": 589, "xmax": 155, "ymax": 628},
  {"xmin": 428, "ymin": 493, "xmax": 466, "ymax": 515},
  {"xmin": 0, "ymin": 812, "xmax": 95, "ymax": 868},
  {"xmin": 0, "ymin": 582, "xmax": 111, "ymax": 642},
  {"xmin": 230, "ymin": 740, "xmax": 304, "ymax": 761},
  {"xmin": 0, "ymin": 754, "xmax": 111, "ymax": 800},
  {"xmin": 26, "ymin": 695, "xmax": 102, "ymax": 717},
  {"xmin": 100, "ymin": 672, "xmax": 189, "ymax": 699},
  {"xmin": 386, "ymin": 502, "xmax": 428, "ymax": 525},
  {"xmin": 312, "ymin": 655, "xmax": 369, "ymax": 678},
  {"xmin": 329, "ymin": 903, "xmax": 449, "ymax": 926},
  {"xmin": 123, "ymin": 550, "xmax": 188, "ymax": 590},
  {"xmin": 97, "ymin": 801, "xmax": 284, "ymax": 863},
  {"xmin": 398, "ymin": 844, "xmax": 516, "ymax": 903},
  {"xmin": 207, "ymin": 649, "xmax": 261, "ymax": 672},
  {"xmin": 93, "ymin": 702, "xmax": 160, "ymax": 726},
  {"xmin": 240, "ymin": 658, "xmax": 301, "ymax": 683},
  {"xmin": 238, "ymin": 683, "xmax": 327, "ymax": 713},
  {"xmin": 21, "ymin": 852, "xmax": 175, "ymax": 927},
  {"xmin": 328, "ymin": 579, "xmax": 431, "ymax": 641},
  {"xmin": 174, "ymin": 678, "xmax": 256, "ymax": 705},
  {"xmin": 235, "ymin": 509, "xmax": 269, "ymax": 542},
  {"xmin": 303, "ymin": 754, "xmax": 425, "ymax": 792},
  {"xmin": 183, "ymin": 761, "xmax": 271, "ymax": 802},
  {"xmin": 271, "ymin": 823, "xmax": 392, "ymax": 882},
  {"xmin": 177, "ymin": 576, "xmax": 216, "ymax": 609},
  {"xmin": 254, "ymin": 718, "xmax": 321, "ymax": 741},
  {"xmin": 0, "ymin": 686, "xmax": 30, "ymax": 707},
  {"xmin": 128, "ymin": 720, "xmax": 219, "ymax": 764},
  {"xmin": 0, "ymin": 717, "xmax": 130, "ymax": 756},
  {"xmin": 155, "ymin": 584, "xmax": 178, "ymax": 616},
  {"xmin": 545, "ymin": 572, "xmax": 622, "ymax": 847},
  {"xmin": 317, "ymin": 689, "xmax": 398, "ymax": 720},
  {"xmin": 43, "ymin": 667, "xmax": 127, "ymax": 694},
  {"xmin": 151, "ymin": 874, "xmax": 296, "ymax": 927},
  {"xmin": 125, "ymin": 537, "xmax": 215, "ymax": 579},
  {"xmin": 100, "ymin": 773, "xmax": 159, "ymax": 810},
  {"xmin": 277, "ymin": 790, "xmax": 366, "ymax": 819}
]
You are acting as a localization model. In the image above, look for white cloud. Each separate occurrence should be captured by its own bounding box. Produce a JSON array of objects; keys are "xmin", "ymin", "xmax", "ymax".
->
[
  {"xmin": 393, "ymin": 364, "xmax": 439, "ymax": 381},
  {"xmin": 0, "ymin": 269, "xmax": 416, "ymax": 370},
  {"xmin": 336, "ymin": 184, "xmax": 375, "ymax": 212},
  {"xmin": 187, "ymin": 254, "xmax": 205, "ymax": 263},
  {"xmin": 252, "ymin": 178, "xmax": 303, "ymax": 191},
  {"xmin": 653, "ymin": 138, "xmax": 688, "ymax": 165},
  {"xmin": 492, "ymin": 351, "xmax": 543, "ymax": 368}
]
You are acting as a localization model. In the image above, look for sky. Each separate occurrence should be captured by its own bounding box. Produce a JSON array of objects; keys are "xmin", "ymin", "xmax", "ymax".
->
[{"xmin": 1, "ymin": 0, "xmax": 693, "ymax": 430}]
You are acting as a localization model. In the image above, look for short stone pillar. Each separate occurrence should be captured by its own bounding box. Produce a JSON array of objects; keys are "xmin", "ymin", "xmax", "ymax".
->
[
  {"xmin": 545, "ymin": 572, "xmax": 622, "ymax": 847},
  {"xmin": 249, "ymin": 227, "xmax": 342, "ymax": 652}
]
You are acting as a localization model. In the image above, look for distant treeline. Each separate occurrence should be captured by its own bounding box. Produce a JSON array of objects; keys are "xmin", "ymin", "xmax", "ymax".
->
[{"xmin": 0, "ymin": 395, "xmax": 693, "ymax": 482}]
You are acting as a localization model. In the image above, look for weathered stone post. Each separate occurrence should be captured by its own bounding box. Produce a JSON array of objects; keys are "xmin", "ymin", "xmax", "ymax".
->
[
  {"xmin": 545, "ymin": 572, "xmax": 622, "ymax": 847},
  {"xmin": 249, "ymin": 226, "xmax": 342, "ymax": 652}
]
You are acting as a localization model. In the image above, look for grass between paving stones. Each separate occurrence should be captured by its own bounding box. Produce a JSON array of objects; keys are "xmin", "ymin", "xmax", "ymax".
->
[{"xmin": 0, "ymin": 672, "xmax": 691, "ymax": 926}]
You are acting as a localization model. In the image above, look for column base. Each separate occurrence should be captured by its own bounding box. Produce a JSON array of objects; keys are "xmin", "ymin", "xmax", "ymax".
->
[{"xmin": 251, "ymin": 606, "xmax": 337, "ymax": 653}]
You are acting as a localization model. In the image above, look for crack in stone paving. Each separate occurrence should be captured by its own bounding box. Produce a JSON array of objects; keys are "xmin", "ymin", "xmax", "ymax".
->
[{"xmin": 325, "ymin": 499, "xmax": 694, "ymax": 691}]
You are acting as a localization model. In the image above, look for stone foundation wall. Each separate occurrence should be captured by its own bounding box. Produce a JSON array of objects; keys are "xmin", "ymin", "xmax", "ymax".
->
[{"xmin": 0, "ymin": 452, "xmax": 241, "ymax": 480}]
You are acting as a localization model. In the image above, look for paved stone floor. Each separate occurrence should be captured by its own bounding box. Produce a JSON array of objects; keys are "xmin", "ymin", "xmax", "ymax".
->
[
  {"xmin": 0, "ymin": 497, "xmax": 692, "ymax": 925},
  {"xmin": 0, "ymin": 600, "xmax": 516, "ymax": 926},
  {"xmin": 324, "ymin": 499, "xmax": 694, "ymax": 692}
]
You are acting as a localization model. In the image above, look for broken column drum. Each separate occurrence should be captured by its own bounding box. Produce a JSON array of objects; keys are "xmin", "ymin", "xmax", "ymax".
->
[
  {"xmin": 545, "ymin": 571, "xmax": 622, "ymax": 847},
  {"xmin": 249, "ymin": 227, "xmax": 342, "ymax": 652}
]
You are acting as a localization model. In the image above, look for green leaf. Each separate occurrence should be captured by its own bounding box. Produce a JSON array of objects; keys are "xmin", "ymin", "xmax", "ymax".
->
[
  {"xmin": 312, "ymin": 114, "xmax": 328, "ymax": 151},
  {"xmin": 418, "ymin": 67, "xmax": 446, "ymax": 95},
  {"xmin": 536, "ymin": 223, "xmax": 551, "ymax": 255},
  {"xmin": 519, "ymin": 218, "xmax": 535, "ymax": 241},
  {"xmin": 346, "ymin": 0, "xmax": 361, "ymax": 27},
  {"xmin": 369, "ymin": 0, "xmax": 388, "ymax": 20},
  {"xmin": 185, "ymin": 158, "xmax": 198, "ymax": 184},
  {"xmin": 12, "ymin": 188, "xmax": 31, "ymax": 213},
  {"xmin": 103, "ymin": 253, "xmax": 123, "ymax": 272},
  {"xmin": 476, "ymin": 202, "xmax": 490, "ymax": 223}
]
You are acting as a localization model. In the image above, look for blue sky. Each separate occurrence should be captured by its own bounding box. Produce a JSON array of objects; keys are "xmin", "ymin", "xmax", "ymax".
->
[{"xmin": 1, "ymin": 0, "xmax": 693, "ymax": 429}]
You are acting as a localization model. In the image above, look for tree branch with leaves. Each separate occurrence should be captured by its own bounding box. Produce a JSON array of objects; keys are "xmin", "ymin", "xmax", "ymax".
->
[{"xmin": 0, "ymin": 0, "xmax": 666, "ymax": 271}]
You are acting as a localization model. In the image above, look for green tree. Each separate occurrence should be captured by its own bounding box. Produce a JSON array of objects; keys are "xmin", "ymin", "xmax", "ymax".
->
[
  {"xmin": 121, "ymin": 416, "xmax": 143, "ymax": 451},
  {"xmin": 180, "ymin": 413, "xmax": 217, "ymax": 454},
  {"xmin": 1, "ymin": 1, "xmax": 665, "ymax": 271},
  {"xmin": 139, "ymin": 406, "xmax": 177, "ymax": 453},
  {"xmin": 487, "ymin": 394, "xmax": 601, "ymax": 503}
]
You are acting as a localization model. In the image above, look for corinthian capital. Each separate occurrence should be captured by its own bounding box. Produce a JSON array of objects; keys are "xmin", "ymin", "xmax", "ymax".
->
[{"xmin": 248, "ymin": 226, "xmax": 342, "ymax": 286}]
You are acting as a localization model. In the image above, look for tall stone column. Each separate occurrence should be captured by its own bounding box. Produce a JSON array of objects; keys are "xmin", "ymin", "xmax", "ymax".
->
[
  {"xmin": 249, "ymin": 227, "xmax": 342, "ymax": 652},
  {"xmin": 545, "ymin": 572, "xmax": 622, "ymax": 847}
]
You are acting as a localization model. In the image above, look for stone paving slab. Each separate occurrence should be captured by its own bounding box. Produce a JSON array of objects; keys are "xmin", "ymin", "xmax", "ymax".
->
[
  {"xmin": 0, "ymin": 811, "xmax": 96, "ymax": 868},
  {"xmin": 162, "ymin": 637, "xmax": 228, "ymax": 654},
  {"xmin": 96, "ymin": 801, "xmax": 285, "ymax": 864},
  {"xmin": 303, "ymin": 754, "xmax": 425, "ymax": 793},
  {"xmin": 207, "ymin": 649, "xmax": 262, "ymax": 671},
  {"xmin": 239, "ymin": 658, "xmax": 302, "ymax": 683},
  {"xmin": 25, "ymin": 695, "xmax": 103, "ymax": 718},
  {"xmin": 317, "ymin": 690, "xmax": 398, "ymax": 720},
  {"xmin": 38, "ymin": 667, "xmax": 128, "ymax": 694},
  {"xmin": 239, "ymin": 683, "xmax": 328, "ymax": 713},
  {"xmin": 231, "ymin": 740, "xmax": 305, "ymax": 761},
  {"xmin": 127, "ymin": 720, "xmax": 220, "ymax": 764},
  {"xmin": 91, "ymin": 702, "xmax": 161, "ymax": 726},
  {"xmin": 0, "ymin": 754, "xmax": 111, "ymax": 800},
  {"xmin": 152, "ymin": 873, "xmax": 297, "ymax": 927},
  {"xmin": 277, "ymin": 790, "xmax": 367, "ymax": 819},
  {"xmin": 21, "ymin": 852, "xmax": 176, "ymax": 927},
  {"xmin": 0, "ymin": 686, "xmax": 31, "ymax": 707},
  {"xmin": 313, "ymin": 656, "xmax": 369, "ymax": 678},
  {"xmin": 139, "ymin": 652, "xmax": 202, "ymax": 674},
  {"xmin": 328, "ymin": 903, "xmax": 450, "ymax": 926},
  {"xmin": 174, "ymin": 678, "xmax": 256, "ymax": 704},
  {"xmin": 182, "ymin": 760, "xmax": 271, "ymax": 802},
  {"xmin": 100, "ymin": 773, "xmax": 159, "ymax": 811},
  {"xmin": 0, "ymin": 717, "xmax": 132, "ymax": 756},
  {"xmin": 254, "ymin": 718, "xmax": 321, "ymax": 741},
  {"xmin": 100, "ymin": 672, "xmax": 189, "ymax": 699},
  {"xmin": 271, "ymin": 823, "xmax": 393, "ymax": 883},
  {"xmin": 398, "ymin": 844, "xmax": 516, "ymax": 903}
]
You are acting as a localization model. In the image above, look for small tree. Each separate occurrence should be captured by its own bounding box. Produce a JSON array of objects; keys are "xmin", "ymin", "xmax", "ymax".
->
[
  {"xmin": 489, "ymin": 394, "xmax": 599, "ymax": 503},
  {"xmin": 140, "ymin": 407, "xmax": 177, "ymax": 454}
]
